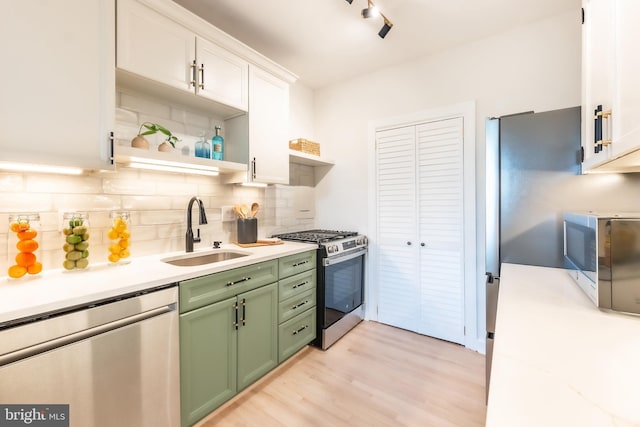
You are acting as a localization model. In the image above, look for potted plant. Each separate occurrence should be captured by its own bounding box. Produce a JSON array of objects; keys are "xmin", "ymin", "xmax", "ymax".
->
[{"xmin": 131, "ymin": 122, "xmax": 180, "ymax": 152}]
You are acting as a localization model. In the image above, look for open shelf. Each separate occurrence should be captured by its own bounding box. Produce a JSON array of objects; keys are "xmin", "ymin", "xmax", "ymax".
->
[
  {"xmin": 288, "ymin": 150, "xmax": 334, "ymax": 167},
  {"xmin": 113, "ymin": 145, "xmax": 247, "ymax": 175}
]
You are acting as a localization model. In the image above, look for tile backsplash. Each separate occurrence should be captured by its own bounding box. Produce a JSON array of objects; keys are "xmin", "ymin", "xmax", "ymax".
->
[{"xmin": 0, "ymin": 91, "xmax": 315, "ymax": 277}]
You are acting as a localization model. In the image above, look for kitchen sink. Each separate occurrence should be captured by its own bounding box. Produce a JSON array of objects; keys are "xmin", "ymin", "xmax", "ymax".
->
[{"xmin": 162, "ymin": 251, "xmax": 248, "ymax": 267}]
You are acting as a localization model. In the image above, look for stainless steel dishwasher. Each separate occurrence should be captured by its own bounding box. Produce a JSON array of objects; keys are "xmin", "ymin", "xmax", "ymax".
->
[{"xmin": 0, "ymin": 284, "xmax": 180, "ymax": 427}]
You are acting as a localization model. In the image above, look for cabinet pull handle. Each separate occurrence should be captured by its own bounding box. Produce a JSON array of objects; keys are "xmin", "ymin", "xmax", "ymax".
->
[
  {"xmin": 292, "ymin": 260, "xmax": 309, "ymax": 267},
  {"xmin": 190, "ymin": 60, "xmax": 197, "ymax": 88},
  {"xmin": 199, "ymin": 63, "xmax": 204, "ymax": 89},
  {"xmin": 241, "ymin": 298, "xmax": 246, "ymax": 326},
  {"xmin": 252, "ymin": 157, "xmax": 257, "ymax": 179},
  {"xmin": 292, "ymin": 325, "xmax": 308, "ymax": 335},
  {"xmin": 291, "ymin": 300, "xmax": 309, "ymax": 310},
  {"xmin": 109, "ymin": 131, "xmax": 115, "ymax": 165},
  {"xmin": 227, "ymin": 276, "xmax": 251, "ymax": 286},
  {"xmin": 292, "ymin": 280, "xmax": 309, "ymax": 290},
  {"xmin": 233, "ymin": 302, "xmax": 239, "ymax": 330}
]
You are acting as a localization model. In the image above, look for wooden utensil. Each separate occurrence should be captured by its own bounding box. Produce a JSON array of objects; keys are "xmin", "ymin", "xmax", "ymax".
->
[
  {"xmin": 233, "ymin": 204, "xmax": 244, "ymax": 218},
  {"xmin": 250, "ymin": 202, "xmax": 260, "ymax": 218},
  {"xmin": 240, "ymin": 204, "xmax": 249, "ymax": 218}
]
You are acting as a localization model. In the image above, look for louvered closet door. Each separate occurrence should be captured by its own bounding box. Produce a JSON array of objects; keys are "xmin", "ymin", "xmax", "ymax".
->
[
  {"xmin": 416, "ymin": 118, "xmax": 465, "ymax": 344},
  {"xmin": 375, "ymin": 126, "xmax": 419, "ymax": 332}
]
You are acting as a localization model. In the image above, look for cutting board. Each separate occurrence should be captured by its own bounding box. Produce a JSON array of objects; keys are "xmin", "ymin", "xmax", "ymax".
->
[{"xmin": 233, "ymin": 239, "xmax": 285, "ymax": 248}]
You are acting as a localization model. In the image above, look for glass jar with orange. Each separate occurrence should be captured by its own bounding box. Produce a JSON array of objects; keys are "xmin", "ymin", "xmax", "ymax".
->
[
  {"xmin": 7, "ymin": 213, "xmax": 42, "ymax": 279},
  {"xmin": 107, "ymin": 211, "xmax": 131, "ymax": 265}
]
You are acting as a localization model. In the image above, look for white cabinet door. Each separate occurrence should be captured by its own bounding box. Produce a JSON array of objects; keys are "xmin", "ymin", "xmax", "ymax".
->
[
  {"xmin": 581, "ymin": 0, "xmax": 614, "ymax": 168},
  {"xmin": 197, "ymin": 37, "xmax": 248, "ymax": 111},
  {"xmin": 374, "ymin": 126, "xmax": 419, "ymax": 332},
  {"xmin": 117, "ymin": 0, "xmax": 195, "ymax": 93},
  {"xmin": 611, "ymin": 0, "xmax": 640, "ymax": 158},
  {"xmin": 248, "ymin": 66, "xmax": 289, "ymax": 184},
  {"xmin": 0, "ymin": 0, "xmax": 115, "ymax": 170},
  {"xmin": 416, "ymin": 118, "xmax": 465, "ymax": 344},
  {"xmin": 582, "ymin": 0, "xmax": 640, "ymax": 171}
]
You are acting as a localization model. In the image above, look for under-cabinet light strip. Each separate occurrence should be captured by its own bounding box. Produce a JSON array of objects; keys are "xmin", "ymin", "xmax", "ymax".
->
[
  {"xmin": 127, "ymin": 162, "xmax": 219, "ymax": 176},
  {"xmin": 0, "ymin": 162, "xmax": 84, "ymax": 175},
  {"xmin": 127, "ymin": 156, "xmax": 220, "ymax": 173}
]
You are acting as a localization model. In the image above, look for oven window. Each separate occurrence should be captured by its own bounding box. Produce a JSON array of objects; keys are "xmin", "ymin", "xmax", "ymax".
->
[{"xmin": 324, "ymin": 254, "xmax": 364, "ymax": 328}]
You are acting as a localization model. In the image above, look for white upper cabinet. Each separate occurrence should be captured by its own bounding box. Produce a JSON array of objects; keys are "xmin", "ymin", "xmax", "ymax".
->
[
  {"xmin": 197, "ymin": 38, "xmax": 248, "ymax": 111},
  {"xmin": 0, "ymin": 0, "xmax": 115, "ymax": 171},
  {"xmin": 117, "ymin": 0, "xmax": 248, "ymax": 111},
  {"xmin": 582, "ymin": 0, "xmax": 640, "ymax": 172},
  {"xmin": 117, "ymin": 0, "xmax": 195, "ymax": 93},
  {"xmin": 248, "ymin": 66, "xmax": 290, "ymax": 185}
]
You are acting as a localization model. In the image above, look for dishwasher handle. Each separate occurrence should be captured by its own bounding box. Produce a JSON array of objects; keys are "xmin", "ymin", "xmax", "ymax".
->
[{"xmin": 0, "ymin": 303, "xmax": 176, "ymax": 367}]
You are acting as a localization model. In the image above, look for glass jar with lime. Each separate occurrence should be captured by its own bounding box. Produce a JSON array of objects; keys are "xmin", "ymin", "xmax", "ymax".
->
[{"xmin": 62, "ymin": 212, "xmax": 90, "ymax": 271}]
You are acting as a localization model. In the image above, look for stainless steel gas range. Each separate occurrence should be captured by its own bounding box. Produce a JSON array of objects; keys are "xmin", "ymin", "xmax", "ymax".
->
[{"xmin": 272, "ymin": 230, "xmax": 367, "ymax": 349}]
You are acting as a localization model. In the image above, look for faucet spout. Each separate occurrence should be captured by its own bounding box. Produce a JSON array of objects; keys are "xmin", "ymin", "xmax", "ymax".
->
[{"xmin": 186, "ymin": 196, "xmax": 208, "ymax": 252}]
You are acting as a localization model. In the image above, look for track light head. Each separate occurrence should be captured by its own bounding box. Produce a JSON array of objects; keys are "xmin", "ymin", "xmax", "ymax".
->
[
  {"xmin": 378, "ymin": 19, "xmax": 393, "ymax": 38},
  {"xmin": 361, "ymin": 0, "xmax": 378, "ymax": 18}
]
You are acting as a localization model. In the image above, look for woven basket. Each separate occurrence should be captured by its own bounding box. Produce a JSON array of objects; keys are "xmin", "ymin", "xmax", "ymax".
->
[{"xmin": 289, "ymin": 138, "xmax": 320, "ymax": 156}]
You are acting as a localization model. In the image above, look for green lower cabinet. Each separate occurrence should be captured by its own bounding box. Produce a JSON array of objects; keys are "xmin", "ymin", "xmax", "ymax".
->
[
  {"xmin": 278, "ymin": 307, "xmax": 316, "ymax": 363},
  {"xmin": 180, "ymin": 297, "xmax": 237, "ymax": 427},
  {"xmin": 180, "ymin": 283, "xmax": 278, "ymax": 426},
  {"xmin": 237, "ymin": 283, "xmax": 278, "ymax": 391}
]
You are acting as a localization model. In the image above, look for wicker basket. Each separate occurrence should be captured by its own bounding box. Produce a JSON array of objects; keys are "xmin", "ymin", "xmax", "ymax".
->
[{"xmin": 289, "ymin": 138, "xmax": 320, "ymax": 156}]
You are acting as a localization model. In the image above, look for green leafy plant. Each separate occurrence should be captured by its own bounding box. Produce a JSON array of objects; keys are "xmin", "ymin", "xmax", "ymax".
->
[{"xmin": 138, "ymin": 122, "xmax": 180, "ymax": 148}]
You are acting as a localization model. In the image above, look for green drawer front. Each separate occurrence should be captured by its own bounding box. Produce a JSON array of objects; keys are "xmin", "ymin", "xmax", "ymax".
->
[
  {"xmin": 279, "ymin": 289, "xmax": 316, "ymax": 324},
  {"xmin": 278, "ymin": 251, "xmax": 316, "ymax": 279},
  {"xmin": 180, "ymin": 260, "xmax": 278, "ymax": 313},
  {"xmin": 278, "ymin": 269, "xmax": 316, "ymax": 301},
  {"xmin": 278, "ymin": 307, "xmax": 316, "ymax": 363}
]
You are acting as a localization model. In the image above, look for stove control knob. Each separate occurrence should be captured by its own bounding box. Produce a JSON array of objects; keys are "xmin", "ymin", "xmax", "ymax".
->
[{"xmin": 329, "ymin": 244, "xmax": 338, "ymax": 254}]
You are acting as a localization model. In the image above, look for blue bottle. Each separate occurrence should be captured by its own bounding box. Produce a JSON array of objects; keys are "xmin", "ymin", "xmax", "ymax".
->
[{"xmin": 212, "ymin": 126, "xmax": 224, "ymax": 160}]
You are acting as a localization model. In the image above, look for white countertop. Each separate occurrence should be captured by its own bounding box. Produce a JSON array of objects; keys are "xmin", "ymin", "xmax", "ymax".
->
[
  {"xmin": 0, "ymin": 242, "xmax": 317, "ymax": 325},
  {"xmin": 486, "ymin": 263, "xmax": 640, "ymax": 427}
]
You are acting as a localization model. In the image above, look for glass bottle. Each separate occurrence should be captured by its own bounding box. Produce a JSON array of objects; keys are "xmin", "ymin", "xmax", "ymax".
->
[
  {"xmin": 62, "ymin": 212, "xmax": 90, "ymax": 271},
  {"xmin": 212, "ymin": 126, "xmax": 224, "ymax": 160},
  {"xmin": 7, "ymin": 213, "xmax": 42, "ymax": 279},
  {"xmin": 195, "ymin": 134, "xmax": 211, "ymax": 159},
  {"xmin": 108, "ymin": 211, "xmax": 131, "ymax": 265}
]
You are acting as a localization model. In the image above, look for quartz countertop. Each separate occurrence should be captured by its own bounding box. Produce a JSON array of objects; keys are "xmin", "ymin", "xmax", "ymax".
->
[
  {"xmin": 486, "ymin": 263, "xmax": 640, "ymax": 427},
  {"xmin": 0, "ymin": 242, "xmax": 317, "ymax": 325}
]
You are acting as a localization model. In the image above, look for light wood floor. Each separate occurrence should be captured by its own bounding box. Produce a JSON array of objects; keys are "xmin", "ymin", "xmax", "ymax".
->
[{"xmin": 198, "ymin": 321, "xmax": 487, "ymax": 427}]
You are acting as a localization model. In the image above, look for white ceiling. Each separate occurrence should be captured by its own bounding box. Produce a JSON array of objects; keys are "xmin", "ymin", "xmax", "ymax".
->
[{"xmin": 173, "ymin": 0, "xmax": 580, "ymax": 89}]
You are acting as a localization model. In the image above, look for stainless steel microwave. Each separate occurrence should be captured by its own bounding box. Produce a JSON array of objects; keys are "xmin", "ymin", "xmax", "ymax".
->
[{"xmin": 564, "ymin": 212, "xmax": 640, "ymax": 315}]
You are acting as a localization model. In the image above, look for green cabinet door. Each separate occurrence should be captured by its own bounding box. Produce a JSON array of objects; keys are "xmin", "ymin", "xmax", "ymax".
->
[
  {"xmin": 237, "ymin": 282, "xmax": 278, "ymax": 391},
  {"xmin": 180, "ymin": 297, "xmax": 237, "ymax": 427}
]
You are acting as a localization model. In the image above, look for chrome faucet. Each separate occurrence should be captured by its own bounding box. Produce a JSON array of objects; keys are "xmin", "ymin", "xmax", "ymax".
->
[{"xmin": 186, "ymin": 196, "xmax": 208, "ymax": 252}]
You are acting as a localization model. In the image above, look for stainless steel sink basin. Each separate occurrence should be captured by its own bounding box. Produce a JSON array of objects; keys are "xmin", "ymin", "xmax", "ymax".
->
[{"xmin": 162, "ymin": 251, "xmax": 248, "ymax": 267}]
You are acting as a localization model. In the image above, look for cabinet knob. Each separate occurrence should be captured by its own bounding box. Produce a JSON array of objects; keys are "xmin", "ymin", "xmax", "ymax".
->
[
  {"xmin": 407, "ymin": 241, "xmax": 412, "ymax": 246},
  {"xmin": 420, "ymin": 242, "xmax": 425, "ymax": 247}
]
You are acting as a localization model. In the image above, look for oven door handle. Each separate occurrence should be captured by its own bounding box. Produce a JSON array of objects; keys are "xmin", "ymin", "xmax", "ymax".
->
[{"xmin": 323, "ymin": 248, "xmax": 366, "ymax": 267}]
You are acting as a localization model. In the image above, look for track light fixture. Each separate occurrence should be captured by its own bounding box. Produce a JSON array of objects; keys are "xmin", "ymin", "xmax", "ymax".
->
[{"xmin": 346, "ymin": 0, "xmax": 393, "ymax": 39}]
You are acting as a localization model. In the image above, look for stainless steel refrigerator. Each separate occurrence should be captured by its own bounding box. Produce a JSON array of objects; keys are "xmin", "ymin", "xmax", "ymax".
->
[{"xmin": 484, "ymin": 106, "xmax": 581, "ymax": 400}]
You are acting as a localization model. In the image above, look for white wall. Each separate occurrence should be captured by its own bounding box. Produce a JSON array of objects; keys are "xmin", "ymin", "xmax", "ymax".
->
[{"xmin": 312, "ymin": 10, "xmax": 582, "ymax": 347}]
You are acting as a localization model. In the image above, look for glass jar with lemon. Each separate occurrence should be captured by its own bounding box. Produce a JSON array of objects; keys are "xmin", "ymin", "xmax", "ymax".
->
[
  {"xmin": 108, "ymin": 211, "xmax": 131, "ymax": 265},
  {"xmin": 7, "ymin": 213, "xmax": 42, "ymax": 279}
]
